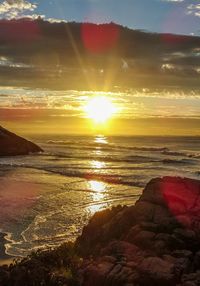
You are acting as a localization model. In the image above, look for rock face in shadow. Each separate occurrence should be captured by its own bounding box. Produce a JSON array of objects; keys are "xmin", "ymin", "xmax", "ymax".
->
[
  {"xmin": 0, "ymin": 126, "xmax": 43, "ymax": 156},
  {"xmin": 76, "ymin": 177, "xmax": 200, "ymax": 286}
]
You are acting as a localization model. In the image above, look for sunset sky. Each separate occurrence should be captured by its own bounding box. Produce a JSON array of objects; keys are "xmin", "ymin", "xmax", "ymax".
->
[{"xmin": 0, "ymin": 0, "xmax": 200, "ymax": 136}]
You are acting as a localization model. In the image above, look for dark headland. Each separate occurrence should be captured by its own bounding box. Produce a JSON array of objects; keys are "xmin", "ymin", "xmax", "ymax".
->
[
  {"xmin": 1, "ymin": 176, "xmax": 200, "ymax": 285},
  {"xmin": 0, "ymin": 126, "xmax": 43, "ymax": 156}
]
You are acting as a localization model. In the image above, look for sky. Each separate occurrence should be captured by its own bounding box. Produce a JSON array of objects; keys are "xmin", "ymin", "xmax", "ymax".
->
[
  {"xmin": 1, "ymin": 87, "xmax": 200, "ymax": 136},
  {"xmin": 0, "ymin": 0, "xmax": 200, "ymax": 136},
  {"xmin": 0, "ymin": 0, "xmax": 199, "ymax": 35}
]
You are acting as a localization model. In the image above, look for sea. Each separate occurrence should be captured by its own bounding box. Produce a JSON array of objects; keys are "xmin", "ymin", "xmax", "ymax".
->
[{"xmin": 0, "ymin": 134, "xmax": 200, "ymax": 258}]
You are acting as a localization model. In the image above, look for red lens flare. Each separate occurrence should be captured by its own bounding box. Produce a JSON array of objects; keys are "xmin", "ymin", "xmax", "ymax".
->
[
  {"xmin": 82, "ymin": 23, "xmax": 120, "ymax": 54},
  {"xmin": 0, "ymin": 181, "xmax": 39, "ymax": 223},
  {"xmin": 161, "ymin": 178, "xmax": 200, "ymax": 229}
]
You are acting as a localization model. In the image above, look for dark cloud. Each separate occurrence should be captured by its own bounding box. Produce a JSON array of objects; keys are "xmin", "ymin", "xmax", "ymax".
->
[{"xmin": 0, "ymin": 19, "xmax": 199, "ymax": 90}]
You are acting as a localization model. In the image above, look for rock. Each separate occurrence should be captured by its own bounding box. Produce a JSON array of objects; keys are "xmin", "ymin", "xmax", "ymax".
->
[
  {"xmin": 0, "ymin": 267, "xmax": 9, "ymax": 286},
  {"xmin": 169, "ymin": 234, "xmax": 186, "ymax": 250},
  {"xmin": 138, "ymin": 177, "xmax": 167, "ymax": 206},
  {"xmin": 175, "ymin": 215, "xmax": 192, "ymax": 229},
  {"xmin": 193, "ymin": 251, "xmax": 200, "ymax": 271},
  {"xmin": 172, "ymin": 250, "xmax": 193, "ymax": 259},
  {"xmin": 133, "ymin": 201, "xmax": 155, "ymax": 222},
  {"xmin": 81, "ymin": 241, "xmax": 144, "ymax": 285},
  {"xmin": 76, "ymin": 205, "xmax": 126, "ymax": 256},
  {"xmin": 181, "ymin": 271, "xmax": 200, "ymax": 285},
  {"xmin": 153, "ymin": 240, "xmax": 168, "ymax": 255},
  {"xmin": 174, "ymin": 229, "xmax": 196, "ymax": 240},
  {"xmin": 183, "ymin": 282, "xmax": 196, "ymax": 286},
  {"xmin": 174, "ymin": 257, "xmax": 191, "ymax": 278},
  {"xmin": 138, "ymin": 257, "xmax": 175, "ymax": 285},
  {"xmin": 76, "ymin": 177, "xmax": 200, "ymax": 285},
  {"xmin": 129, "ymin": 230, "xmax": 156, "ymax": 248},
  {"xmin": 153, "ymin": 204, "xmax": 173, "ymax": 225},
  {"xmin": 0, "ymin": 126, "xmax": 43, "ymax": 156},
  {"xmin": 140, "ymin": 222, "xmax": 159, "ymax": 232}
]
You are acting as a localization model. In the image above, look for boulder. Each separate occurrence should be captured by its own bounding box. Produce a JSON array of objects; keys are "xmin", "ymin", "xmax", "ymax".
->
[{"xmin": 0, "ymin": 126, "xmax": 43, "ymax": 156}]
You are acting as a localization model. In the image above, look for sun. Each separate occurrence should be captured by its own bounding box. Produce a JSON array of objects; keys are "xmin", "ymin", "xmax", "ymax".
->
[{"xmin": 84, "ymin": 96, "xmax": 116, "ymax": 124}]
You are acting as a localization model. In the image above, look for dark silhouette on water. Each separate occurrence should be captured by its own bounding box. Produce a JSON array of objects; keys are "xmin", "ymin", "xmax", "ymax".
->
[{"xmin": 0, "ymin": 126, "xmax": 43, "ymax": 156}]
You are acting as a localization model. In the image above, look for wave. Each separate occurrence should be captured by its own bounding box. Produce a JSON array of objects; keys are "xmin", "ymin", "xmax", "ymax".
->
[
  {"xmin": 162, "ymin": 158, "xmax": 195, "ymax": 165},
  {"xmin": 0, "ymin": 163, "xmax": 146, "ymax": 187},
  {"xmin": 46, "ymin": 140, "xmax": 169, "ymax": 152},
  {"xmin": 162, "ymin": 150, "xmax": 200, "ymax": 160},
  {"xmin": 41, "ymin": 152, "xmax": 159, "ymax": 164},
  {"xmin": 45, "ymin": 141, "xmax": 200, "ymax": 160},
  {"xmin": 131, "ymin": 147, "xmax": 169, "ymax": 152},
  {"xmin": 188, "ymin": 154, "xmax": 200, "ymax": 159},
  {"xmin": 162, "ymin": 150, "xmax": 188, "ymax": 157},
  {"xmin": 42, "ymin": 168, "xmax": 145, "ymax": 187}
]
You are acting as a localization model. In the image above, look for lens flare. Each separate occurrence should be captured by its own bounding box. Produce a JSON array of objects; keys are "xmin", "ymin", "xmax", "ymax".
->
[{"xmin": 82, "ymin": 23, "xmax": 120, "ymax": 54}]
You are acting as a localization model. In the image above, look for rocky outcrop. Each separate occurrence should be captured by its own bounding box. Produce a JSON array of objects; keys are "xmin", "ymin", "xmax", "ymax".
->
[
  {"xmin": 0, "ymin": 126, "xmax": 43, "ymax": 156},
  {"xmin": 1, "ymin": 177, "xmax": 200, "ymax": 286},
  {"xmin": 76, "ymin": 177, "xmax": 200, "ymax": 286}
]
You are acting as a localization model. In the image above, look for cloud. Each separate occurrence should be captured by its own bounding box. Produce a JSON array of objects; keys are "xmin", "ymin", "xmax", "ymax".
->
[
  {"xmin": 187, "ymin": 4, "xmax": 200, "ymax": 17},
  {"xmin": 0, "ymin": 0, "xmax": 37, "ymax": 18},
  {"xmin": 161, "ymin": 0, "xmax": 184, "ymax": 2},
  {"xmin": 0, "ymin": 19, "xmax": 199, "ymax": 91}
]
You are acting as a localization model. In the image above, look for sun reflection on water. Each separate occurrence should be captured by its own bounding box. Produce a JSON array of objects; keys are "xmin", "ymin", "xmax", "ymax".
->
[
  {"xmin": 87, "ymin": 180, "xmax": 108, "ymax": 214},
  {"xmin": 87, "ymin": 136, "xmax": 109, "ymax": 214},
  {"xmin": 87, "ymin": 203, "xmax": 108, "ymax": 215},
  {"xmin": 90, "ymin": 136, "xmax": 107, "ymax": 170},
  {"xmin": 91, "ymin": 160, "xmax": 105, "ymax": 169},
  {"xmin": 95, "ymin": 135, "xmax": 108, "ymax": 144},
  {"xmin": 94, "ymin": 150, "xmax": 102, "ymax": 155},
  {"xmin": 89, "ymin": 180, "xmax": 106, "ymax": 199}
]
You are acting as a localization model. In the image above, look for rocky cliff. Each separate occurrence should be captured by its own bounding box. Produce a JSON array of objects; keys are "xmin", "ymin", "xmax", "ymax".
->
[
  {"xmin": 0, "ymin": 126, "xmax": 43, "ymax": 156},
  {"xmin": 1, "ymin": 177, "xmax": 200, "ymax": 286},
  {"xmin": 77, "ymin": 176, "xmax": 200, "ymax": 286}
]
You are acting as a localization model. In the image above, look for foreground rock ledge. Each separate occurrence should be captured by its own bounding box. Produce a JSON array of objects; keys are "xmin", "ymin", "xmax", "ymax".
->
[
  {"xmin": 76, "ymin": 176, "xmax": 200, "ymax": 286},
  {"xmin": 0, "ymin": 126, "xmax": 43, "ymax": 156},
  {"xmin": 1, "ymin": 177, "xmax": 200, "ymax": 286}
]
